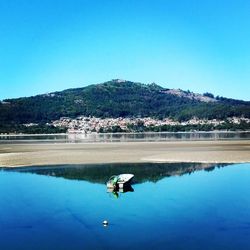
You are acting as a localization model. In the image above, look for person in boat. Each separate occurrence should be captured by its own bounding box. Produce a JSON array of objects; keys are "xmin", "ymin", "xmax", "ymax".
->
[{"xmin": 112, "ymin": 176, "xmax": 119, "ymax": 187}]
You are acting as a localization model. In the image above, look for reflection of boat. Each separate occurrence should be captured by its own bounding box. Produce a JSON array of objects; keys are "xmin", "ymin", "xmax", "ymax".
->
[
  {"xmin": 107, "ymin": 174, "xmax": 134, "ymax": 189},
  {"xmin": 107, "ymin": 184, "xmax": 134, "ymax": 193},
  {"xmin": 107, "ymin": 184, "xmax": 134, "ymax": 198}
]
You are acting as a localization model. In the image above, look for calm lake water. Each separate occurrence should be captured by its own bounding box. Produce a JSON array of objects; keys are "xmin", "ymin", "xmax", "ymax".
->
[
  {"xmin": 1, "ymin": 163, "xmax": 250, "ymax": 249},
  {"xmin": 1, "ymin": 131, "xmax": 250, "ymax": 143}
]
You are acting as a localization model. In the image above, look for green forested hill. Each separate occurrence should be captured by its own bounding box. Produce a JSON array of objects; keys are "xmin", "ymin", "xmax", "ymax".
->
[{"xmin": 1, "ymin": 80, "xmax": 250, "ymax": 127}]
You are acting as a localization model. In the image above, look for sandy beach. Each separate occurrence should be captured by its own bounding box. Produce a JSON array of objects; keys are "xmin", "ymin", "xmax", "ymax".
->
[{"xmin": 0, "ymin": 140, "xmax": 249, "ymax": 167}]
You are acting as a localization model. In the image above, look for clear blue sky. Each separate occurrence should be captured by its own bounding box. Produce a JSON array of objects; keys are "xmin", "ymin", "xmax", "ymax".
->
[{"xmin": 0, "ymin": 0, "xmax": 249, "ymax": 100}]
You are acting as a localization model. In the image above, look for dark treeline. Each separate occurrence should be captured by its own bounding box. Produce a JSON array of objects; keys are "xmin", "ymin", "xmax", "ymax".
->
[
  {"xmin": 98, "ymin": 121, "xmax": 250, "ymax": 133},
  {"xmin": 0, "ymin": 123, "xmax": 67, "ymax": 134}
]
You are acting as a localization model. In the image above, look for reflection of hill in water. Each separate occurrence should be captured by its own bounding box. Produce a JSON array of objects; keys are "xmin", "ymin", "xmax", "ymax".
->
[{"xmin": 12, "ymin": 163, "xmax": 229, "ymax": 184}]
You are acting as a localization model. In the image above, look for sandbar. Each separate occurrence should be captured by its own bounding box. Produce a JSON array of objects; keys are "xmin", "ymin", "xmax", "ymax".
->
[{"xmin": 0, "ymin": 140, "xmax": 249, "ymax": 168}]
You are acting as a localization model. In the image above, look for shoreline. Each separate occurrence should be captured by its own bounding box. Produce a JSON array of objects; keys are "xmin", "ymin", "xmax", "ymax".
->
[
  {"xmin": 0, "ymin": 140, "xmax": 249, "ymax": 168},
  {"xmin": 1, "ymin": 130, "xmax": 250, "ymax": 137}
]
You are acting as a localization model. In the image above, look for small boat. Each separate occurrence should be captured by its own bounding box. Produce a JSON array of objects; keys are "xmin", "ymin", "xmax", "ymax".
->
[{"xmin": 107, "ymin": 174, "xmax": 134, "ymax": 189}]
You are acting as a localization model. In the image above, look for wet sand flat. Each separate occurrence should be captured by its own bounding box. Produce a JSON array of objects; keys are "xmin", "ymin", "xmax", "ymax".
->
[{"xmin": 0, "ymin": 140, "xmax": 250, "ymax": 167}]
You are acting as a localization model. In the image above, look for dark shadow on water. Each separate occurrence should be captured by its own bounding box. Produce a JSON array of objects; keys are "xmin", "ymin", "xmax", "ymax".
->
[{"xmin": 4, "ymin": 162, "xmax": 229, "ymax": 184}]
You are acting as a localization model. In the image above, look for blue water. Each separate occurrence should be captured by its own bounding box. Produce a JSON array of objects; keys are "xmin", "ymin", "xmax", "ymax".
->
[{"xmin": 0, "ymin": 163, "xmax": 250, "ymax": 250}]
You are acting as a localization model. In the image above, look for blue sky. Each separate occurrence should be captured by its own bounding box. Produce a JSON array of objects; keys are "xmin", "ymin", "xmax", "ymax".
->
[{"xmin": 0, "ymin": 0, "xmax": 249, "ymax": 100}]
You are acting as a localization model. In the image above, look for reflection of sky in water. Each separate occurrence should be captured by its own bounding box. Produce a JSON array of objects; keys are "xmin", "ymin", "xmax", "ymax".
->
[
  {"xmin": 0, "ymin": 163, "xmax": 250, "ymax": 249},
  {"xmin": 0, "ymin": 131, "xmax": 250, "ymax": 143}
]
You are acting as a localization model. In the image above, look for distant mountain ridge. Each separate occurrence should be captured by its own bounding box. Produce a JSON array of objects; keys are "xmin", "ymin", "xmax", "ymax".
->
[{"xmin": 0, "ymin": 79, "xmax": 250, "ymax": 128}]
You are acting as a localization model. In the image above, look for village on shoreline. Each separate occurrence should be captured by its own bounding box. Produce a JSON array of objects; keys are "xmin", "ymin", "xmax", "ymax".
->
[{"xmin": 47, "ymin": 116, "xmax": 250, "ymax": 134}]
